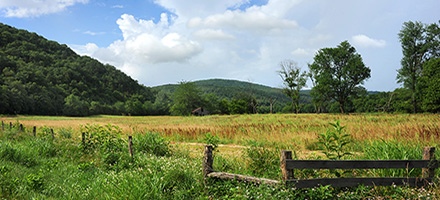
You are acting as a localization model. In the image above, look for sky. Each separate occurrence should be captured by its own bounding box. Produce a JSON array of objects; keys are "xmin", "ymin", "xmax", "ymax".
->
[{"xmin": 0, "ymin": 0, "xmax": 439, "ymax": 91}]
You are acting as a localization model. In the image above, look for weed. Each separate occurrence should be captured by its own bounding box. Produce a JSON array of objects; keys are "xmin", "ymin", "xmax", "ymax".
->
[
  {"xmin": 317, "ymin": 120, "xmax": 352, "ymax": 160},
  {"xmin": 134, "ymin": 132, "xmax": 170, "ymax": 156},
  {"xmin": 80, "ymin": 124, "xmax": 125, "ymax": 153},
  {"xmin": 58, "ymin": 127, "xmax": 73, "ymax": 139},
  {"xmin": 204, "ymin": 132, "xmax": 220, "ymax": 152},
  {"xmin": 26, "ymin": 173, "xmax": 44, "ymax": 191},
  {"xmin": 244, "ymin": 140, "xmax": 280, "ymax": 178}
]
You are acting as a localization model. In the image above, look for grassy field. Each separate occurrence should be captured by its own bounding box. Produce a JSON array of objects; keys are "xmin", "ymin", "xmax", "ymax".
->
[
  {"xmin": 2, "ymin": 113, "xmax": 440, "ymax": 146},
  {"xmin": 1, "ymin": 113, "xmax": 440, "ymax": 199}
]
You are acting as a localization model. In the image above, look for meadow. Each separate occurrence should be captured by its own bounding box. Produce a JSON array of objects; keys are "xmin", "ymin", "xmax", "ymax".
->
[{"xmin": 1, "ymin": 113, "xmax": 440, "ymax": 199}]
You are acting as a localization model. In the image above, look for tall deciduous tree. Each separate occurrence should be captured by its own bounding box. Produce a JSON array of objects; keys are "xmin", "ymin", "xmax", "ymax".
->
[
  {"xmin": 397, "ymin": 20, "xmax": 440, "ymax": 113},
  {"xmin": 171, "ymin": 81, "xmax": 205, "ymax": 116},
  {"xmin": 419, "ymin": 57, "xmax": 440, "ymax": 112},
  {"xmin": 309, "ymin": 41, "xmax": 371, "ymax": 113},
  {"xmin": 278, "ymin": 60, "xmax": 308, "ymax": 113}
]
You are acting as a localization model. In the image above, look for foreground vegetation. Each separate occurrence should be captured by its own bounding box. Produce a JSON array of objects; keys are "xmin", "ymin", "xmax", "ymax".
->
[{"xmin": 0, "ymin": 113, "xmax": 439, "ymax": 199}]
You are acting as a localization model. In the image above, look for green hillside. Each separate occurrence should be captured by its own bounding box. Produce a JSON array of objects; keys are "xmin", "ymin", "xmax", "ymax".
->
[
  {"xmin": 153, "ymin": 79, "xmax": 312, "ymax": 113},
  {"xmin": 0, "ymin": 23, "xmax": 153, "ymax": 116}
]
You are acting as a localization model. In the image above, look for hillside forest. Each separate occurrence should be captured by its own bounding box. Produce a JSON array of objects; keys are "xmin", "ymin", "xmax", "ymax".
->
[{"xmin": 0, "ymin": 21, "xmax": 439, "ymax": 116}]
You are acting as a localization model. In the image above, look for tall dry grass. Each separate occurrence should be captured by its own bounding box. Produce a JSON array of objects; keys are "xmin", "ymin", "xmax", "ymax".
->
[{"xmin": 2, "ymin": 113, "xmax": 439, "ymax": 150}]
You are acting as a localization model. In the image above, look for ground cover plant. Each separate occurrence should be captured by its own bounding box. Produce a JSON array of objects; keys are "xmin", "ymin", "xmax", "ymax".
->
[{"xmin": 1, "ymin": 113, "xmax": 440, "ymax": 199}]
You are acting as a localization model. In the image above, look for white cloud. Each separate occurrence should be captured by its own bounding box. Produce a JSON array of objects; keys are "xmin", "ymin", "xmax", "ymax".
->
[
  {"xmin": 308, "ymin": 34, "xmax": 333, "ymax": 45},
  {"xmin": 83, "ymin": 31, "xmax": 105, "ymax": 36},
  {"xmin": 187, "ymin": 8, "xmax": 298, "ymax": 32},
  {"xmin": 192, "ymin": 29, "xmax": 235, "ymax": 41},
  {"xmin": 153, "ymin": 0, "xmax": 249, "ymax": 18},
  {"xmin": 71, "ymin": 43, "xmax": 98, "ymax": 55},
  {"xmin": 351, "ymin": 34, "xmax": 386, "ymax": 48},
  {"xmin": 112, "ymin": 5, "xmax": 123, "ymax": 9},
  {"xmin": 0, "ymin": 0, "xmax": 88, "ymax": 18},
  {"xmin": 73, "ymin": 13, "xmax": 202, "ymax": 66},
  {"xmin": 291, "ymin": 48, "xmax": 314, "ymax": 57}
]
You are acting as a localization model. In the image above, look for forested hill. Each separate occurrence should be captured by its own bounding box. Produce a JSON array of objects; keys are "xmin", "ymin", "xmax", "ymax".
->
[
  {"xmin": 0, "ymin": 23, "xmax": 153, "ymax": 116},
  {"xmin": 154, "ymin": 79, "xmax": 290, "ymax": 103},
  {"xmin": 153, "ymin": 79, "xmax": 311, "ymax": 111}
]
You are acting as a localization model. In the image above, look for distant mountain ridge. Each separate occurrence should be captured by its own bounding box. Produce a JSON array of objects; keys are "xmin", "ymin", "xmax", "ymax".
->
[{"xmin": 153, "ymin": 79, "xmax": 312, "ymax": 111}]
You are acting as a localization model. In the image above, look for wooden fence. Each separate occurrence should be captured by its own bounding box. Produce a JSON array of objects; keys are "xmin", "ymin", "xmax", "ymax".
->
[{"xmin": 203, "ymin": 145, "xmax": 438, "ymax": 188}]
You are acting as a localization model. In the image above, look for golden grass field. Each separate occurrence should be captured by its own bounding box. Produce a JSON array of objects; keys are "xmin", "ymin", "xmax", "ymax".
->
[{"xmin": 1, "ymin": 113, "xmax": 439, "ymax": 151}]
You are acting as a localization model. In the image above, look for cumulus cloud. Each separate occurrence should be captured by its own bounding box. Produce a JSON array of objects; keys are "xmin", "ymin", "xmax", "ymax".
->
[
  {"xmin": 83, "ymin": 31, "xmax": 105, "ymax": 36},
  {"xmin": 291, "ymin": 48, "xmax": 314, "ymax": 57},
  {"xmin": 192, "ymin": 29, "xmax": 235, "ymax": 41},
  {"xmin": 74, "ymin": 13, "xmax": 202, "ymax": 65},
  {"xmin": 153, "ymin": 0, "xmax": 249, "ymax": 18},
  {"xmin": 0, "ymin": 0, "xmax": 88, "ymax": 18},
  {"xmin": 187, "ymin": 8, "xmax": 298, "ymax": 32},
  {"xmin": 351, "ymin": 34, "xmax": 386, "ymax": 48},
  {"xmin": 112, "ymin": 5, "xmax": 123, "ymax": 9}
]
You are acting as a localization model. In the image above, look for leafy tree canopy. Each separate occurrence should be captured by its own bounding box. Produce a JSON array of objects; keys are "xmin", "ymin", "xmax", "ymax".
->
[{"xmin": 309, "ymin": 41, "xmax": 371, "ymax": 113}]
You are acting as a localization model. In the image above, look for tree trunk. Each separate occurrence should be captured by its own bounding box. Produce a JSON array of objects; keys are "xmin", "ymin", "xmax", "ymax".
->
[{"xmin": 339, "ymin": 102, "xmax": 345, "ymax": 114}]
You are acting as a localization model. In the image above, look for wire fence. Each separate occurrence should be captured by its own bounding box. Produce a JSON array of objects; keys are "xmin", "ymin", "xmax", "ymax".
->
[{"xmin": 0, "ymin": 120, "xmax": 288, "ymax": 163}]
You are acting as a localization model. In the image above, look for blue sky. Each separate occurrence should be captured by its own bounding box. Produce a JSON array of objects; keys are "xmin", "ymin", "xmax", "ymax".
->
[{"xmin": 1, "ymin": 0, "xmax": 439, "ymax": 91}]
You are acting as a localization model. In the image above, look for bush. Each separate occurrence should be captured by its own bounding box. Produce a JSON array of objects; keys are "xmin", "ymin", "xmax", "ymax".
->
[
  {"xmin": 134, "ymin": 132, "xmax": 170, "ymax": 157},
  {"xmin": 80, "ymin": 124, "xmax": 125, "ymax": 153},
  {"xmin": 244, "ymin": 140, "xmax": 280, "ymax": 178}
]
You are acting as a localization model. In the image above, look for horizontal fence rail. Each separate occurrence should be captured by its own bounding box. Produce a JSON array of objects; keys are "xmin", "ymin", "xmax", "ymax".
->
[
  {"xmin": 285, "ymin": 160, "xmax": 439, "ymax": 170},
  {"xmin": 287, "ymin": 177, "xmax": 432, "ymax": 188},
  {"xmin": 204, "ymin": 145, "xmax": 438, "ymax": 188}
]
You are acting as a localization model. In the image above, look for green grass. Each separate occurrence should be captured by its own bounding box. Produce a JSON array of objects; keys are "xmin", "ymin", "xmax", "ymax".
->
[{"xmin": 1, "ymin": 114, "xmax": 440, "ymax": 199}]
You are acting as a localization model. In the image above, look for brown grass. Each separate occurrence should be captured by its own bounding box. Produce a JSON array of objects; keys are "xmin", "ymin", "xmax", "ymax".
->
[{"xmin": 1, "ymin": 113, "xmax": 439, "ymax": 150}]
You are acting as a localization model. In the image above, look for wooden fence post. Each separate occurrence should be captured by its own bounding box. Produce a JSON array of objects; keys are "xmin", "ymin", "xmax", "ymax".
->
[
  {"xmin": 1, "ymin": 121, "xmax": 3, "ymax": 130},
  {"xmin": 422, "ymin": 147, "xmax": 436, "ymax": 178},
  {"xmin": 203, "ymin": 145, "xmax": 214, "ymax": 178},
  {"xmin": 9, "ymin": 122, "xmax": 12, "ymax": 129},
  {"xmin": 281, "ymin": 150, "xmax": 294, "ymax": 181},
  {"xmin": 33, "ymin": 126, "xmax": 36, "ymax": 137},
  {"xmin": 128, "ymin": 136, "xmax": 133, "ymax": 157},
  {"xmin": 20, "ymin": 124, "xmax": 23, "ymax": 131},
  {"xmin": 51, "ymin": 129, "xmax": 55, "ymax": 139}
]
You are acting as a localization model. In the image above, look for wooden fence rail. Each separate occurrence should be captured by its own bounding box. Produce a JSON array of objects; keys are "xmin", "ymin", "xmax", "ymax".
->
[{"xmin": 204, "ymin": 145, "xmax": 438, "ymax": 188}]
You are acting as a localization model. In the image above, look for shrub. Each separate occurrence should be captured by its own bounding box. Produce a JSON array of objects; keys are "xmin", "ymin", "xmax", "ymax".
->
[
  {"xmin": 134, "ymin": 132, "xmax": 170, "ymax": 157},
  {"xmin": 80, "ymin": 124, "xmax": 125, "ymax": 153},
  {"xmin": 244, "ymin": 140, "xmax": 280, "ymax": 178},
  {"xmin": 317, "ymin": 120, "xmax": 352, "ymax": 160},
  {"xmin": 204, "ymin": 132, "xmax": 220, "ymax": 152}
]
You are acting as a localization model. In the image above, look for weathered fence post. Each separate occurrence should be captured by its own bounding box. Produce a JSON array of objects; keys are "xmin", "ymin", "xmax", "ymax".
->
[
  {"xmin": 33, "ymin": 126, "xmax": 36, "ymax": 137},
  {"xmin": 422, "ymin": 147, "xmax": 436, "ymax": 178},
  {"xmin": 128, "ymin": 136, "xmax": 133, "ymax": 157},
  {"xmin": 1, "ymin": 121, "xmax": 4, "ymax": 130},
  {"xmin": 281, "ymin": 150, "xmax": 294, "ymax": 181},
  {"xmin": 51, "ymin": 129, "xmax": 55, "ymax": 139},
  {"xmin": 20, "ymin": 124, "xmax": 23, "ymax": 131},
  {"xmin": 9, "ymin": 122, "xmax": 12, "ymax": 129},
  {"xmin": 203, "ymin": 145, "xmax": 214, "ymax": 178}
]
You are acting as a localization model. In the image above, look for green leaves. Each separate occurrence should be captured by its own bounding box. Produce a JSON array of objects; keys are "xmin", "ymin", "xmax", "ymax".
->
[
  {"xmin": 397, "ymin": 20, "xmax": 440, "ymax": 113},
  {"xmin": 317, "ymin": 120, "xmax": 352, "ymax": 160},
  {"xmin": 309, "ymin": 41, "xmax": 371, "ymax": 113},
  {"xmin": 278, "ymin": 60, "xmax": 308, "ymax": 113},
  {"xmin": 80, "ymin": 124, "xmax": 124, "ymax": 153}
]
